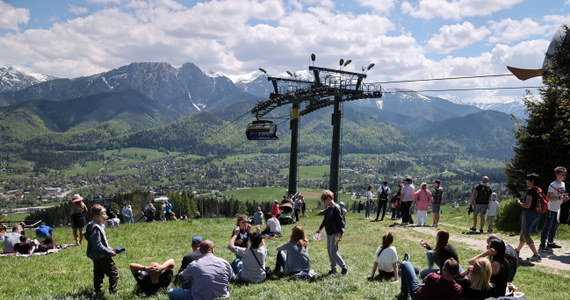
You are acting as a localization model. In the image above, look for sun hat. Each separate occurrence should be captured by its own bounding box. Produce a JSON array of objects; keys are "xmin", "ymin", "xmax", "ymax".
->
[{"xmin": 71, "ymin": 194, "xmax": 83, "ymax": 202}]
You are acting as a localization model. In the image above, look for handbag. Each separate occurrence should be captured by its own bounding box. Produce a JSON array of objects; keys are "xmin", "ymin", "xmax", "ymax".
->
[{"xmin": 251, "ymin": 249, "xmax": 271, "ymax": 279}]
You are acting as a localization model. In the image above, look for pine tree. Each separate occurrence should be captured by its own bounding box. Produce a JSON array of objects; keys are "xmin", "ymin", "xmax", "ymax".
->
[{"xmin": 505, "ymin": 25, "xmax": 570, "ymax": 195}]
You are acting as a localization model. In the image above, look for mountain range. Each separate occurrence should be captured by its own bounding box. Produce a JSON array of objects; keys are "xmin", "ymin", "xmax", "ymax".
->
[{"xmin": 0, "ymin": 62, "xmax": 519, "ymax": 160}]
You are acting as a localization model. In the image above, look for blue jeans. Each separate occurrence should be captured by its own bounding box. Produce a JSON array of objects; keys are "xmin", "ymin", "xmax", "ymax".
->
[
  {"xmin": 400, "ymin": 261, "xmax": 422, "ymax": 300},
  {"xmin": 365, "ymin": 202, "xmax": 371, "ymax": 218},
  {"xmin": 540, "ymin": 210, "xmax": 559, "ymax": 244},
  {"xmin": 168, "ymin": 288, "xmax": 193, "ymax": 300},
  {"xmin": 420, "ymin": 251, "xmax": 464, "ymax": 279},
  {"xmin": 231, "ymin": 258, "xmax": 244, "ymax": 281},
  {"xmin": 275, "ymin": 251, "xmax": 287, "ymax": 273}
]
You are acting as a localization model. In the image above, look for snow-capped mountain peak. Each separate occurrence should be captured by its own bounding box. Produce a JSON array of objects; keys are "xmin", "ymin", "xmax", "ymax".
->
[{"xmin": 0, "ymin": 65, "xmax": 54, "ymax": 93}]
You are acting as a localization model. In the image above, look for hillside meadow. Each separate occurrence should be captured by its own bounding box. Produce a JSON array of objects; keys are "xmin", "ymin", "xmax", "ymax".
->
[{"xmin": 1, "ymin": 207, "xmax": 570, "ymax": 300}]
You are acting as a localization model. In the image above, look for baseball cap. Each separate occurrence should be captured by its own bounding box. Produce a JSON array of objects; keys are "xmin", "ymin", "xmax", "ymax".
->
[{"xmin": 192, "ymin": 236, "xmax": 203, "ymax": 245}]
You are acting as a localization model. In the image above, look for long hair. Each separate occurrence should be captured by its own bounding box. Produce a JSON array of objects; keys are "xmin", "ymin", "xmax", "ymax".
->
[
  {"xmin": 469, "ymin": 258, "xmax": 494, "ymax": 291},
  {"xmin": 434, "ymin": 230, "xmax": 450, "ymax": 256},
  {"xmin": 489, "ymin": 238, "xmax": 509, "ymax": 271},
  {"xmin": 377, "ymin": 232, "xmax": 394, "ymax": 257},
  {"xmin": 236, "ymin": 214, "xmax": 248, "ymax": 226},
  {"xmin": 367, "ymin": 185, "xmax": 373, "ymax": 191},
  {"xmin": 290, "ymin": 225, "xmax": 309, "ymax": 247}
]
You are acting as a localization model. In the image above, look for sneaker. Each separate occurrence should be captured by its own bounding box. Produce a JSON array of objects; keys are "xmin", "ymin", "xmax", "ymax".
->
[
  {"xmin": 479, "ymin": 229, "xmax": 484, "ymax": 234},
  {"xmin": 539, "ymin": 243, "xmax": 547, "ymax": 251},
  {"xmin": 547, "ymin": 243, "xmax": 562, "ymax": 249},
  {"xmin": 470, "ymin": 227, "xmax": 476, "ymax": 232},
  {"xmin": 341, "ymin": 267, "xmax": 348, "ymax": 275},
  {"xmin": 564, "ymin": 250, "xmax": 570, "ymax": 254},
  {"xmin": 403, "ymin": 253, "xmax": 410, "ymax": 261},
  {"xmin": 431, "ymin": 223, "xmax": 438, "ymax": 227},
  {"xmin": 527, "ymin": 254, "xmax": 542, "ymax": 262},
  {"xmin": 327, "ymin": 269, "xmax": 337, "ymax": 275}
]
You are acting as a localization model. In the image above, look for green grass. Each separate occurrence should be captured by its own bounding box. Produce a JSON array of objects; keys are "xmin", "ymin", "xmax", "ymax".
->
[
  {"xmin": 1, "ymin": 212, "xmax": 568, "ymax": 299},
  {"xmin": 280, "ymin": 166, "xmax": 329, "ymax": 179}
]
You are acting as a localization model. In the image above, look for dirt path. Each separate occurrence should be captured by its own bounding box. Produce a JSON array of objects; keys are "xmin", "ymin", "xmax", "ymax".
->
[{"xmin": 406, "ymin": 223, "xmax": 570, "ymax": 273}]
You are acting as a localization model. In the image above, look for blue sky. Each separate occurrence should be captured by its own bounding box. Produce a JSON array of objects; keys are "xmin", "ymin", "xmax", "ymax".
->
[{"xmin": 1, "ymin": 0, "xmax": 569, "ymax": 103}]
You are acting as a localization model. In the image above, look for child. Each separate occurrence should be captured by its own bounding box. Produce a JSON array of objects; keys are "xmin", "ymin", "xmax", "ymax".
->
[
  {"xmin": 84, "ymin": 204, "xmax": 119, "ymax": 294},
  {"xmin": 487, "ymin": 192, "xmax": 501, "ymax": 233}
]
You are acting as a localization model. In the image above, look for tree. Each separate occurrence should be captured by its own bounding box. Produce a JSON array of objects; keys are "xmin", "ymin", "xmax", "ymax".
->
[{"xmin": 505, "ymin": 25, "xmax": 570, "ymax": 196}]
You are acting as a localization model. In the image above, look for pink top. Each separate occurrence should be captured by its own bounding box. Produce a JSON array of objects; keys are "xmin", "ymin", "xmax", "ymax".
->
[
  {"xmin": 271, "ymin": 203, "xmax": 281, "ymax": 215},
  {"xmin": 413, "ymin": 189, "xmax": 432, "ymax": 211}
]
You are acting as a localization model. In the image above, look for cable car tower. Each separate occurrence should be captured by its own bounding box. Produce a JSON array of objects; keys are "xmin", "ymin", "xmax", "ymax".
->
[{"xmin": 248, "ymin": 54, "xmax": 382, "ymax": 201}]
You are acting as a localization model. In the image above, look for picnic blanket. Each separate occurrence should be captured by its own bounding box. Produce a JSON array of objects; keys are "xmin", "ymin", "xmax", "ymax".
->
[{"xmin": 0, "ymin": 243, "xmax": 77, "ymax": 258}]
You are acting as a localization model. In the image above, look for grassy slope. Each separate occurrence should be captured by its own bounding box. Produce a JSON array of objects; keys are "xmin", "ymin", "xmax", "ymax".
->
[{"xmin": 1, "ymin": 207, "xmax": 569, "ymax": 300}]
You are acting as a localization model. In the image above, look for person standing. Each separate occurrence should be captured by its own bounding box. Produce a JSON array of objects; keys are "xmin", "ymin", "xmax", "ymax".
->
[
  {"xmin": 413, "ymin": 183, "xmax": 432, "ymax": 227},
  {"xmin": 374, "ymin": 181, "xmax": 390, "ymax": 222},
  {"xmin": 144, "ymin": 201, "xmax": 156, "ymax": 222},
  {"xmin": 515, "ymin": 173, "xmax": 542, "ymax": 262},
  {"xmin": 487, "ymin": 193, "xmax": 501, "ymax": 233},
  {"xmin": 431, "ymin": 180, "xmax": 444, "ymax": 226},
  {"xmin": 294, "ymin": 195, "xmax": 303, "ymax": 223},
  {"xmin": 70, "ymin": 194, "xmax": 88, "ymax": 245},
  {"xmin": 165, "ymin": 200, "xmax": 173, "ymax": 221},
  {"xmin": 391, "ymin": 184, "xmax": 403, "ymax": 220},
  {"xmin": 316, "ymin": 190, "xmax": 348, "ymax": 275},
  {"xmin": 84, "ymin": 204, "xmax": 119, "ymax": 294},
  {"xmin": 540, "ymin": 166, "xmax": 568, "ymax": 251},
  {"xmin": 400, "ymin": 177, "xmax": 415, "ymax": 225},
  {"xmin": 122, "ymin": 204, "xmax": 134, "ymax": 225},
  {"xmin": 365, "ymin": 185, "xmax": 374, "ymax": 220},
  {"xmin": 470, "ymin": 176, "xmax": 492, "ymax": 233}
]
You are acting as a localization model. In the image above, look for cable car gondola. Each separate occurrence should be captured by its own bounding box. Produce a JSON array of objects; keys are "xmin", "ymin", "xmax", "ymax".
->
[{"xmin": 246, "ymin": 120, "xmax": 278, "ymax": 140}]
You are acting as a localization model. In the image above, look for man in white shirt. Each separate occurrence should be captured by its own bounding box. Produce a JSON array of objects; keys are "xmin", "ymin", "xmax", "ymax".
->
[{"xmin": 540, "ymin": 166, "xmax": 569, "ymax": 251}]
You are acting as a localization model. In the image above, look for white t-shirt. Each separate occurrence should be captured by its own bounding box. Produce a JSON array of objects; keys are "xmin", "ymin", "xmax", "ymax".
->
[
  {"xmin": 366, "ymin": 190, "xmax": 374, "ymax": 201},
  {"xmin": 487, "ymin": 200, "xmax": 499, "ymax": 216},
  {"xmin": 547, "ymin": 181, "xmax": 566, "ymax": 212},
  {"xmin": 267, "ymin": 217, "xmax": 281, "ymax": 233},
  {"xmin": 373, "ymin": 246, "xmax": 398, "ymax": 272}
]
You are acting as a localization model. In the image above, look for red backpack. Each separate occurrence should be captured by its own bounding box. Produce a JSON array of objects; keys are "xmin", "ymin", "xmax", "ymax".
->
[{"xmin": 532, "ymin": 187, "xmax": 548, "ymax": 214}]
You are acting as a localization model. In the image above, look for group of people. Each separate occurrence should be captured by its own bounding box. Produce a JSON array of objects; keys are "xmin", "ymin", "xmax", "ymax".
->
[
  {"xmin": 0, "ymin": 224, "xmax": 58, "ymax": 255},
  {"xmin": 362, "ymin": 178, "xmax": 445, "ymax": 227}
]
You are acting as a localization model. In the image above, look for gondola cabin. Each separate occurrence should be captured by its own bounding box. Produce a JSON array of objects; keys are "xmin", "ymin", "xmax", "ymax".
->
[{"xmin": 246, "ymin": 120, "xmax": 278, "ymax": 140}]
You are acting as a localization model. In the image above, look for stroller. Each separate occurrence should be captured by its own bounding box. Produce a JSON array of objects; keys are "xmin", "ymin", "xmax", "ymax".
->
[{"xmin": 279, "ymin": 202, "xmax": 294, "ymax": 225}]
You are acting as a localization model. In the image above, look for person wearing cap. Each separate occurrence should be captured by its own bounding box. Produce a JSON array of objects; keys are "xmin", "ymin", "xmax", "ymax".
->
[
  {"xmin": 178, "ymin": 236, "xmax": 204, "ymax": 275},
  {"xmin": 84, "ymin": 204, "xmax": 119, "ymax": 294},
  {"xmin": 70, "ymin": 194, "xmax": 88, "ymax": 245},
  {"xmin": 130, "ymin": 259, "xmax": 175, "ymax": 295}
]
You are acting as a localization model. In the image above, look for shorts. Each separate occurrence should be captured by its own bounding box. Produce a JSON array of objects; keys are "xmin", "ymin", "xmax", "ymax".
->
[
  {"xmin": 432, "ymin": 203, "xmax": 441, "ymax": 213},
  {"xmin": 521, "ymin": 209, "xmax": 539, "ymax": 235},
  {"xmin": 486, "ymin": 215, "xmax": 495, "ymax": 223},
  {"xmin": 473, "ymin": 204, "xmax": 487, "ymax": 216}
]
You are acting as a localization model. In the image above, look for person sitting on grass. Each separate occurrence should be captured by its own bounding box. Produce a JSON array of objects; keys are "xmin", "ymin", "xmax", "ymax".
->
[
  {"xmin": 419, "ymin": 230, "xmax": 460, "ymax": 279},
  {"xmin": 168, "ymin": 240, "xmax": 235, "ymax": 300},
  {"xmin": 177, "ymin": 236, "xmax": 204, "ymax": 276},
  {"xmin": 396, "ymin": 257, "xmax": 462, "ymax": 300},
  {"xmin": 275, "ymin": 225, "xmax": 311, "ymax": 276},
  {"xmin": 457, "ymin": 257, "xmax": 497, "ymax": 300},
  {"xmin": 232, "ymin": 215, "xmax": 252, "ymax": 248},
  {"xmin": 487, "ymin": 234, "xmax": 518, "ymax": 283},
  {"xmin": 253, "ymin": 206, "xmax": 264, "ymax": 225},
  {"xmin": 36, "ymin": 236, "xmax": 58, "ymax": 252},
  {"xmin": 130, "ymin": 259, "xmax": 175, "ymax": 295},
  {"xmin": 14, "ymin": 235, "xmax": 37, "ymax": 255},
  {"xmin": 467, "ymin": 238, "xmax": 510, "ymax": 298},
  {"xmin": 261, "ymin": 212, "xmax": 281, "ymax": 236},
  {"xmin": 368, "ymin": 232, "xmax": 399, "ymax": 282},
  {"xmin": 228, "ymin": 229, "xmax": 267, "ymax": 283},
  {"xmin": 2, "ymin": 225, "xmax": 23, "ymax": 254}
]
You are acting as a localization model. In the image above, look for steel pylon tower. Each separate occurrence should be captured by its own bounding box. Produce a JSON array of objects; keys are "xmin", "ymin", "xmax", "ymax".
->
[{"xmin": 250, "ymin": 58, "xmax": 382, "ymax": 201}]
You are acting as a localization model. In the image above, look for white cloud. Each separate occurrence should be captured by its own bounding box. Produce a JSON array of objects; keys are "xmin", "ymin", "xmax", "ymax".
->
[
  {"xmin": 401, "ymin": 0, "xmax": 524, "ymax": 20},
  {"xmin": 427, "ymin": 22, "xmax": 490, "ymax": 54},
  {"xmin": 488, "ymin": 18, "xmax": 547, "ymax": 44},
  {"xmin": 0, "ymin": 1, "xmax": 30, "ymax": 30},
  {"xmin": 69, "ymin": 5, "xmax": 89, "ymax": 15},
  {"xmin": 87, "ymin": 0, "xmax": 122, "ymax": 4},
  {"xmin": 356, "ymin": 0, "xmax": 397, "ymax": 15}
]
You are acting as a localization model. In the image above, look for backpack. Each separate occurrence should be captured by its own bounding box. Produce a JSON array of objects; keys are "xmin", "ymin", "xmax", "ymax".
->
[
  {"xmin": 379, "ymin": 186, "xmax": 388, "ymax": 200},
  {"xmin": 559, "ymin": 200, "xmax": 570, "ymax": 224},
  {"xmin": 532, "ymin": 187, "xmax": 548, "ymax": 214},
  {"xmin": 475, "ymin": 184, "xmax": 492, "ymax": 205}
]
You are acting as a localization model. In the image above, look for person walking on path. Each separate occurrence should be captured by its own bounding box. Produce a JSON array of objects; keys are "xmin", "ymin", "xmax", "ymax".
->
[
  {"xmin": 470, "ymin": 176, "xmax": 493, "ymax": 233},
  {"xmin": 374, "ymin": 181, "xmax": 390, "ymax": 222},
  {"xmin": 316, "ymin": 190, "xmax": 348, "ymax": 275},
  {"xmin": 400, "ymin": 177, "xmax": 415, "ymax": 225},
  {"xmin": 431, "ymin": 180, "xmax": 444, "ymax": 226},
  {"xmin": 70, "ymin": 194, "xmax": 88, "ymax": 245},
  {"xmin": 486, "ymin": 193, "xmax": 501, "ymax": 233},
  {"xmin": 515, "ymin": 173, "xmax": 542, "ymax": 262},
  {"xmin": 540, "ymin": 166, "xmax": 568, "ymax": 251}
]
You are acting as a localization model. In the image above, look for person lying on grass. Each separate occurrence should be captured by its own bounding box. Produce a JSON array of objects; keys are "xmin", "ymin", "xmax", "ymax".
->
[{"xmin": 130, "ymin": 259, "xmax": 175, "ymax": 296}]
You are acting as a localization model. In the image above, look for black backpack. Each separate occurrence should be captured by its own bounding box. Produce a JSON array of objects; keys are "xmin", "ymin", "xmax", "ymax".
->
[
  {"xmin": 559, "ymin": 200, "xmax": 570, "ymax": 225},
  {"xmin": 379, "ymin": 186, "xmax": 388, "ymax": 200},
  {"xmin": 475, "ymin": 184, "xmax": 492, "ymax": 205}
]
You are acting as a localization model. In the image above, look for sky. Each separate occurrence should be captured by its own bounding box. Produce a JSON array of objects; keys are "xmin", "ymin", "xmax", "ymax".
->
[{"xmin": 1, "ymin": 0, "xmax": 569, "ymax": 103}]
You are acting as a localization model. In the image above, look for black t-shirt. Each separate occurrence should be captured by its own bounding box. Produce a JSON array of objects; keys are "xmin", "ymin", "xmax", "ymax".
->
[
  {"xmin": 431, "ymin": 244, "xmax": 459, "ymax": 265},
  {"xmin": 458, "ymin": 279, "xmax": 497, "ymax": 300},
  {"xmin": 475, "ymin": 184, "xmax": 492, "ymax": 204},
  {"xmin": 525, "ymin": 188, "xmax": 539, "ymax": 211},
  {"xmin": 14, "ymin": 242, "xmax": 34, "ymax": 254},
  {"xmin": 135, "ymin": 269, "xmax": 174, "ymax": 295},
  {"xmin": 180, "ymin": 250, "xmax": 203, "ymax": 271}
]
